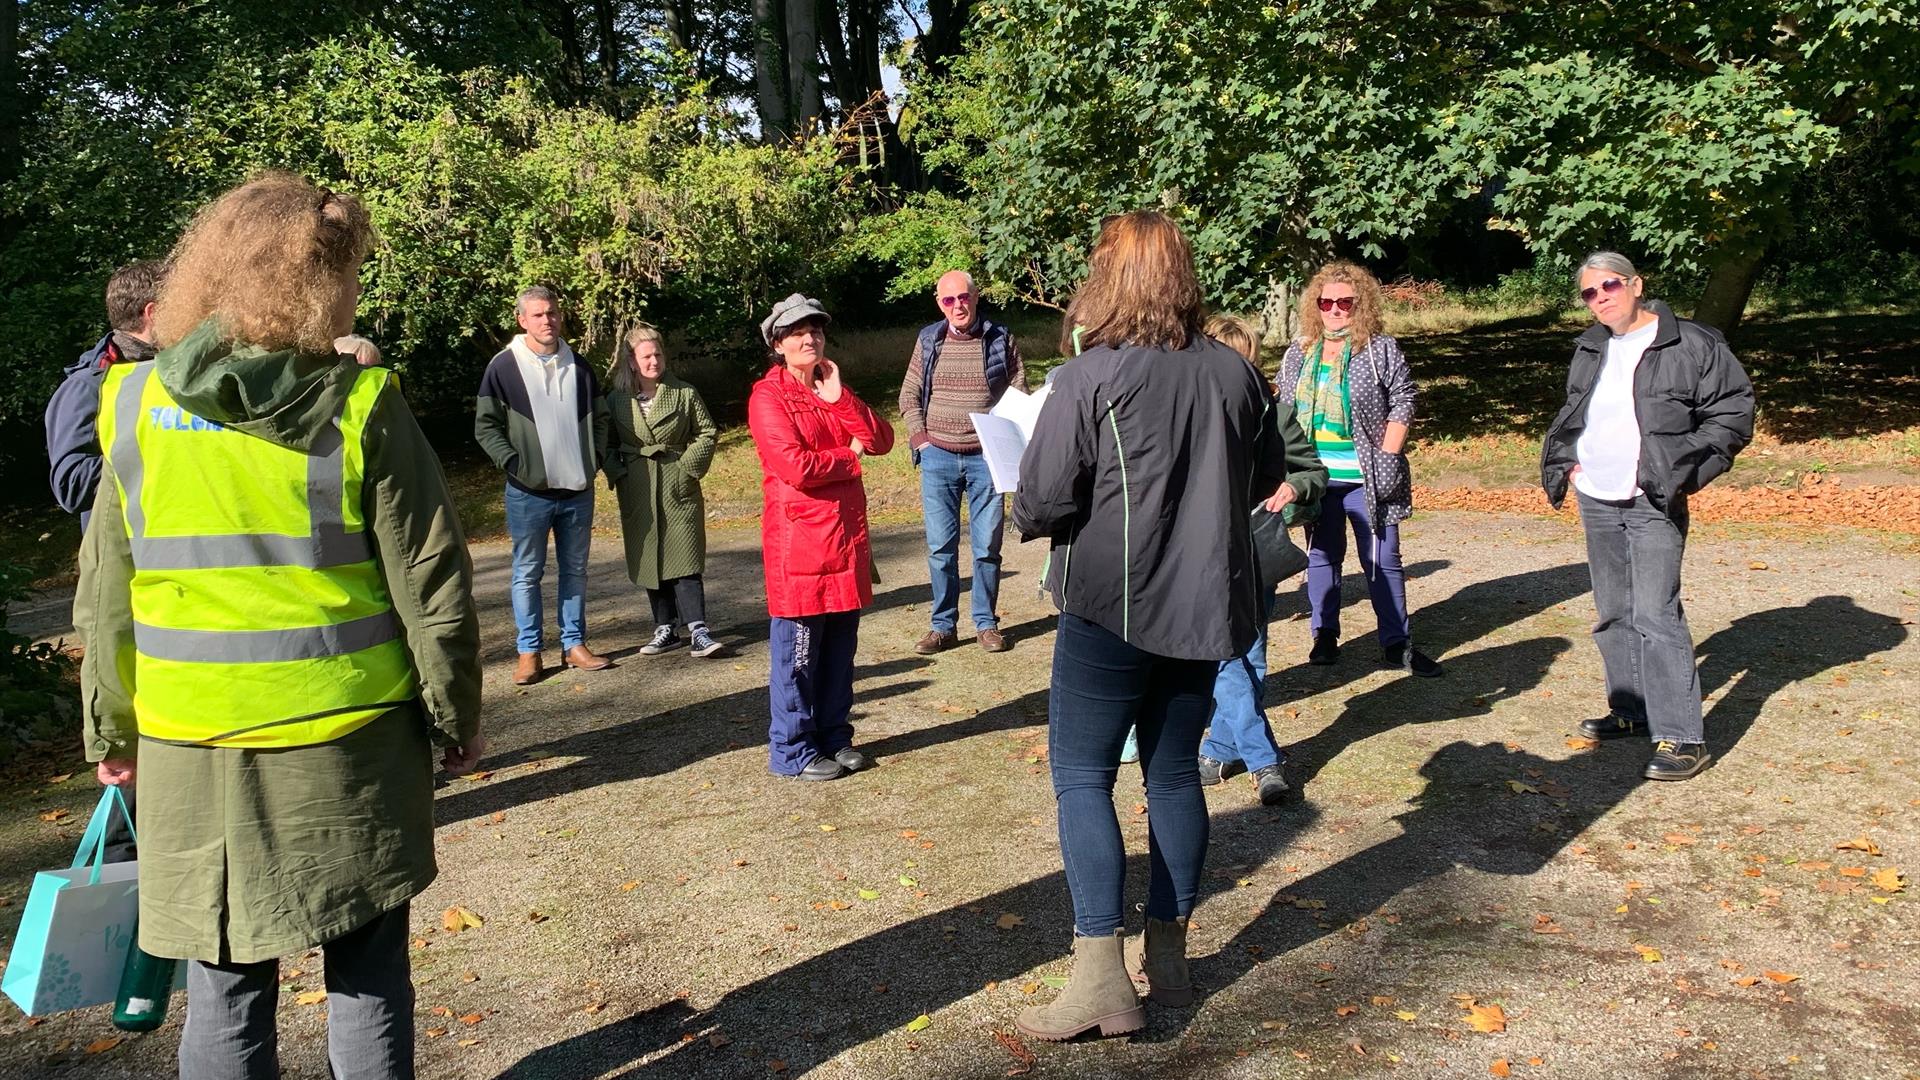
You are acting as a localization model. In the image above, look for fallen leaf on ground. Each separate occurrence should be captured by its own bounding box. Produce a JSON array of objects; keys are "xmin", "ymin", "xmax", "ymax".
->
[
  {"xmin": 425, "ymin": 1028, "xmax": 449, "ymax": 1038},
  {"xmin": 38, "ymin": 809, "xmax": 70, "ymax": 822},
  {"xmin": 1871, "ymin": 868, "xmax": 1904, "ymax": 892},
  {"xmin": 582, "ymin": 1001, "xmax": 606, "ymax": 1015},
  {"xmin": 620, "ymin": 881, "xmax": 639, "ymax": 891},
  {"xmin": 1395, "ymin": 1010, "xmax": 1419, "ymax": 1022},
  {"xmin": 898, "ymin": 875, "xmax": 917, "ymax": 887},
  {"xmin": 1835, "ymin": 836, "xmax": 1882, "ymax": 856},
  {"xmin": 709, "ymin": 1032, "xmax": 732, "ymax": 1048},
  {"xmin": 85, "ymin": 1037, "xmax": 122, "ymax": 1054},
  {"xmin": 995, "ymin": 913, "xmax": 1025, "ymax": 930},
  {"xmin": 993, "ymin": 1030, "xmax": 1037, "ymax": 1075},
  {"xmin": 1490, "ymin": 1060, "xmax": 1511, "ymax": 1077},
  {"xmin": 1532, "ymin": 914, "xmax": 1565, "ymax": 935},
  {"xmin": 1370, "ymin": 995, "xmax": 1395, "ymax": 1007},
  {"xmin": 296, "ymin": 990, "xmax": 328, "ymax": 1005},
  {"xmin": 442, "ymin": 906, "xmax": 484, "ymax": 933},
  {"xmin": 1634, "ymin": 945, "xmax": 1664, "ymax": 963},
  {"xmin": 905, "ymin": 1014, "xmax": 932, "ymax": 1033},
  {"xmin": 1762, "ymin": 971, "xmax": 1799, "ymax": 983},
  {"xmin": 1663, "ymin": 833, "xmax": 1697, "ymax": 846},
  {"xmin": 898, "ymin": 830, "xmax": 918, "ymax": 839},
  {"xmin": 1463, "ymin": 1002, "xmax": 1507, "ymax": 1033},
  {"xmin": 459, "ymin": 1013, "xmax": 485, "ymax": 1025},
  {"xmin": 818, "ymin": 824, "xmax": 837, "ymax": 833},
  {"xmin": 457, "ymin": 1038, "xmax": 481, "ymax": 1047},
  {"xmin": 1840, "ymin": 867, "xmax": 1867, "ymax": 878},
  {"xmin": 46, "ymin": 773, "xmax": 72, "ymax": 785},
  {"xmin": 1335, "ymin": 1004, "xmax": 1359, "ymax": 1017},
  {"xmin": 825, "ymin": 899, "xmax": 851, "ymax": 911},
  {"xmin": 1506, "ymin": 780, "xmax": 1540, "ymax": 794},
  {"xmin": 1565, "ymin": 737, "xmax": 1599, "ymax": 750}
]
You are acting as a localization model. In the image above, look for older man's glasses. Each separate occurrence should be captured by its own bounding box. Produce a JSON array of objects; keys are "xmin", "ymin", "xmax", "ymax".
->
[
  {"xmin": 1316, "ymin": 296, "xmax": 1356, "ymax": 313},
  {"xmin": 1579, "ymin": 278, "xmax": 1628, "ymax": 303},
  {"xmin": 938, "ymin": 294, "xmax": 973, "ymax": 308}
]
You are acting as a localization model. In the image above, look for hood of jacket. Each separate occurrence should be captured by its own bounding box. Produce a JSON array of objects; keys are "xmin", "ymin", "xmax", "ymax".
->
[
  {"xmin": 67, "ymin": 330, "xmax": 159, "ymax": 377},
  {"xmin": 155, "ymin": 319, "xmax": 358, "ymax": 454}
]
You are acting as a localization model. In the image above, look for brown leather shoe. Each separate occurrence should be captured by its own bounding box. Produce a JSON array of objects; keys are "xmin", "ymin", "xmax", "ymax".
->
[
  {"xmin": 914, "ymin": 629, "xmax": 958, "ymax": 655},
  {"xmin": 977, "ymin": 627, "xmax": 1009, "ymax": 653},
  {"xmin": 563, "ymin": 645, "xmax": 613, "ymax": 671},
  {"xmin": 512, "ymin": 652, "xmax": 543, "ymax": 686}
]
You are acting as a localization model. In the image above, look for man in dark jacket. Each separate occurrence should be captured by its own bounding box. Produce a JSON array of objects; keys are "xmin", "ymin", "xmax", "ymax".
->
[
  {"xmin": 45, "ymin": 261, "xmax": 169, "ymax": 532},
  {"xmin": 1540, "ymin": 252, "xmax": 1755, "ymax": 782}
]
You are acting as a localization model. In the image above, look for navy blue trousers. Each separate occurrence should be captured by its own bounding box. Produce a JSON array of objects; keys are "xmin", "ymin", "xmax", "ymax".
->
[{"xmin": 767, "ymin": 611, "xmax": 860, "ymax": 775}]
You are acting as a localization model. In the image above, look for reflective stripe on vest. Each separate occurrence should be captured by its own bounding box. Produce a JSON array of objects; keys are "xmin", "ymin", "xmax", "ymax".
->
[{"xmin": 98, "ymin": 361, "xmax": 419, "ymax": 747}]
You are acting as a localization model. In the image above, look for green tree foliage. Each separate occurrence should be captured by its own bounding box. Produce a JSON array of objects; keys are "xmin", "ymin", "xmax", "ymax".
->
[{"xmin": 890, "ymin": 0, "xmax": 1915, "ymax": 326}]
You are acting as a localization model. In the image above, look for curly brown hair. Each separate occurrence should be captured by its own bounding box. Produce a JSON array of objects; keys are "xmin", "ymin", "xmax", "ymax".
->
[
  {"xmin": 1060, "ymin": 210, "xmax": 1204, "ymax": 354},
  {"xmin": 153, "ymin": 171, "xmax": 373, "ymax": 352},
  {"xmin": 1295, "ymin": 261, "xmax": 1385, "ymax": 348}
]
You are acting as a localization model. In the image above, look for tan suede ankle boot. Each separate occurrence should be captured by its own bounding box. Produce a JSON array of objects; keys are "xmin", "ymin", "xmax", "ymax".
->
[
  {"xmin": 1014, "ymin": 932, "xmax": 1145, "ymax": 1041},
  {"xmin": 1123, "ymin": 916, "xmax": 1194, "ymax": 1006}
]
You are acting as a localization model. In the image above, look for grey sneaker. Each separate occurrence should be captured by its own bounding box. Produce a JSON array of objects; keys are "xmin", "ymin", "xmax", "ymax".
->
[
  {"xmin": 689, "ymin": 626, "xmax": 726, "ymax": 658},
  {"xmin": 640, "ymin": 625, "xmax": 681, "ymax": 655},
  {"xmin": 1251, "ymin": 764, "xmax": 1289, "ymax": 805}
]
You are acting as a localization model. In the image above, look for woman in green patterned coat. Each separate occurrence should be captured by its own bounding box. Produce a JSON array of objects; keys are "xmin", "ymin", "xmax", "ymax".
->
[
  {"xmin": 607, "ymin": 324, "xmax": 725, "ymax": 657},
  {"xmin": 75, "ymin": 171, "xmax": 483, "ymax": 1079}
]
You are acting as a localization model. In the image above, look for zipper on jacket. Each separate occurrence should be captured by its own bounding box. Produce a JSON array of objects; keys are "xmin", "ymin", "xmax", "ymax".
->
[{"xmin": 1105, "ymin": 400, "xmax": 1131, "ymax": 641}]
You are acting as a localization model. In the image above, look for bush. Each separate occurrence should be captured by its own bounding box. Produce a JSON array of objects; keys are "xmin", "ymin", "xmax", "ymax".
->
[{"xmin": 0, "ymin": 563, "xmax": 78, "ymax": 760}]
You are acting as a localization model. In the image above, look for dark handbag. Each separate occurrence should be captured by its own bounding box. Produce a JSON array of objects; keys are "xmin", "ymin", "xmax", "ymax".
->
[{"xmin": 1251, "ymin": 507, "xmax": 1309, "ymax": 593}]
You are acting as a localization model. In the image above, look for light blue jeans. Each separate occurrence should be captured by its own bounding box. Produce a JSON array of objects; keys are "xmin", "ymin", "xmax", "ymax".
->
[
  {"xmin": 1201, "ymin": 589, "xmax": 1285, "ymax": 771},
  {"xmin": 919, "ymin": 445, "xmax": 1004, "ymax": 633},
  {"xmin": 505, "ymin": 484, "xmax": 593, "ymax": 653}
]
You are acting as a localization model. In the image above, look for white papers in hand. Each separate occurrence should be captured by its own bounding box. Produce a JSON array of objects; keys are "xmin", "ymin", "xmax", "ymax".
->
[{"xmin": 968, "ymin": 384, "xmax": 1052, "ymax": 494}]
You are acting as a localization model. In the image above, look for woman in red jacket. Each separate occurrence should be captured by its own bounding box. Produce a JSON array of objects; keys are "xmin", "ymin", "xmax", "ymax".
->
[{"xmin": 749, "ymin": 294, "xmax": 897, "ymax": 780}]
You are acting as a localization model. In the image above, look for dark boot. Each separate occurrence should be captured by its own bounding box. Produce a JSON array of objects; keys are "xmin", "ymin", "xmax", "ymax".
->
[
  {"xmin": 1015, "ymin": 932, "xmax": 1145, "ymax": 1041},
  {"xmin": 1644, "ymin": 740, "xmax": 1711, "ymax": 781},
  {"xmin": 1123, "ymin": 917, "xmax": 1194, "ymax": 1007},
  {"xmin": 1579, "ymin": 714, "xmax": 1645, "ymax": 740},
  {"xmin": 1308, "ymin": 630, "xmax": 1339, "ymax": 665}
]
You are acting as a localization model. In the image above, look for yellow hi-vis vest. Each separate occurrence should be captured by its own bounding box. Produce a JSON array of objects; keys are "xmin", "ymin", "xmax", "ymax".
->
[{"xmin": 97, "ymin": 361, "xmax": 419, "ymax": 748}]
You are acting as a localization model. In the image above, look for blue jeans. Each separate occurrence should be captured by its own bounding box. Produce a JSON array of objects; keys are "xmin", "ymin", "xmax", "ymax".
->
[
  {"xmin": 1578, "ymin": 492, "xmax": 1702, "ymax": 742},
  {"xmin": 919, "ymin": 445, "xmax": 1004, "ymax": 633},
  {"xmin": 1202, "ymin": 590, "xmax": 1284, "ymax": 771},
  {"xmin": 1304, "ymin": 481, "xmax": 1410, "ymax": 647},
  {"xmin": 767, "ymin": 611, "xmax": 860, "ymax": 775},
  {"xmin": 1049, "ymin": 613, "xmax": 1215, "ymax": 935},
  {"xmin": 505, "ymin": 484, "xmax": 593, "ymax": 653}
]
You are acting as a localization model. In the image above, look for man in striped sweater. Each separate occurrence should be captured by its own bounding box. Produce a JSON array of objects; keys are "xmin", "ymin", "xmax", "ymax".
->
[{"xmin": 899, "ymin": 270, "xmax": 1027, "ymax": 654}]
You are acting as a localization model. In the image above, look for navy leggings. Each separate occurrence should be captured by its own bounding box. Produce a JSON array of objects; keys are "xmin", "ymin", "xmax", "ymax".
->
[{"xmin": 1047, "ymin": 613, "xmax": 1216, "ymax": 935}]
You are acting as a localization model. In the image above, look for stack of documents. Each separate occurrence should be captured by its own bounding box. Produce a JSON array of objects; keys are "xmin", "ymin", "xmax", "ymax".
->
[{"xmin": 968, "ymin": 384, "xmax": 1053, "ymax": 494}]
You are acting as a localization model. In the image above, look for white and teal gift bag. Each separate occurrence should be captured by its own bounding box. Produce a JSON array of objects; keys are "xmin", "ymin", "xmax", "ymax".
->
[{"xmin": 3, "ymin": 785, "xmax": 177, "ymax": 1016}]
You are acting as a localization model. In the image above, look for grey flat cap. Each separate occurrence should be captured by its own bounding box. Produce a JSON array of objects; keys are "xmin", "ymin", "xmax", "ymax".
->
[{"xmin": 760, "ymin": 293, "xmax": 832, "ymax": 344}]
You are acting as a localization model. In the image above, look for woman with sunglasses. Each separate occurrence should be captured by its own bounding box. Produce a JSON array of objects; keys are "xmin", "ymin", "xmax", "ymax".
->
[
  {"xmin": 1276, "ymin": 262, "xmax": 1441, "ymax": 677},
  {"xmin": 1541, "ymin": 252, "xmax": 1754, "ymax": 782}
]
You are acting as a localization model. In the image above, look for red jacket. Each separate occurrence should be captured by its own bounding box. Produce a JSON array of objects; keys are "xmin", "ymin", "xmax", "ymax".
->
[{"xmin": 748, "ymin": 366, "xmax": 896, "ymax": 618}]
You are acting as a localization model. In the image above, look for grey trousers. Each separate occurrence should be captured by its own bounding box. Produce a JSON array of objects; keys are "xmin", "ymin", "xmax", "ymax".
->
[
  {"xmin": 179, "ymin": 903, "xmax": 414, "ymax": 1080},
  {"xmin": 1578, "ymin": 492, "xmax": 1703, "ymax": 743}
]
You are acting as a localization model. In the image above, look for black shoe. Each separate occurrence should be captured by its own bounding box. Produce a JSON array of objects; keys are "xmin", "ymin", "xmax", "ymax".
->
[
  {"xmin": 833, "ymin": 747, "xmax": 873, "ymax": 773},
  {"xmin": 1251, "ymin": 764, "xmax": 1289, "ymax": 805},
  {"xmin": 1308, "ymin": 631, "xmax": 1339, "ymax": 666},
  {"xmin": 1382, "ymin": 643, "xmax": 1443, "ymax": 677},
  {"xmin": 1579, "ymin": 714, "xmax": 1645, "ymax": 740},
  {"xmin": 1644, "ymin": 741, "xmax": 1711, "ymax": 781},
  {"xmin": 1197, "ymin": 755, "xmax": 1243, "ymax": 787},
  {"xmin": 796, "ymin": 758, "xmax": 848, "ymax": 782}
]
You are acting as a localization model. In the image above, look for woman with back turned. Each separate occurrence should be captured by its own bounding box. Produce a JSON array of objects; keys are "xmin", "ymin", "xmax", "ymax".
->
[{"xmin": 1011, "ymin": 212, "xmax": 1296, "ymax": 1040}]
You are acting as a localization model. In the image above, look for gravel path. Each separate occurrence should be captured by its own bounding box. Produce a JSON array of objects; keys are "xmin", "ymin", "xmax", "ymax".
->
[{"xmin": 2, "ymin": 512, "xmax": 1916, "ymax": 1079}]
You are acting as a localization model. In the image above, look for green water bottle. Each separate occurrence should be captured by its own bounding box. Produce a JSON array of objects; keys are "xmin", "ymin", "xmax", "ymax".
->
[{"xmin": 112, "ymin": 923, "xmax": 177, "ymax": 1032}]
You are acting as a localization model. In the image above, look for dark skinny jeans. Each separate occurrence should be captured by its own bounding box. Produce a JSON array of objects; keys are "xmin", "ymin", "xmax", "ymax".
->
[
  {"xmin": 646, "ymin": 574, "xmax": 707, "ymax": 629},
  {"xmin": 1048, "ymin": 613, "xmax": 1216, "ymax": 936}
]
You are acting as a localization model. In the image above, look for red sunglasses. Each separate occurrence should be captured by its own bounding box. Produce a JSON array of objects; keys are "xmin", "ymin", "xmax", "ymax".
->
[{"xmin": 1316, "ymin": 296, "xmax": 1356, "ymax": 313}]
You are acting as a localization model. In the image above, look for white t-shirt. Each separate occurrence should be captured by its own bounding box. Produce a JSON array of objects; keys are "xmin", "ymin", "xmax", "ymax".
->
[
  {"xmin": 509, "ymin": 334, "xmax": 590, "ymax": 493},
  {"xmin": 1573, "ymin": 320, "xmax": 1659, "ymax": 501}
]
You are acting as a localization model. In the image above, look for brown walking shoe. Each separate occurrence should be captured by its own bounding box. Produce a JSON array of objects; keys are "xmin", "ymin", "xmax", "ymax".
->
[
  {"xmin": 562, "ymin": 644, "xmax": 613, "ymax": 671},
  {"xmin": 914, "ymin": 630, "xmax": 958, "ymax": 655},
  {"xmin": 977, "ymin": 627, "xmax": 1009, "ymax": 652},
  {"xmin": 512, "ymin": 652, "xmax": 543, "ymax": 686}
]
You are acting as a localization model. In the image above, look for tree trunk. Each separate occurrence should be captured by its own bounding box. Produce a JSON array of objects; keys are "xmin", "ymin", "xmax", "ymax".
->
[
  {"xmin": 753, "ymin": 0, "xmax": 791, "ymax": 139},
  {"xmin": 785, "ymin": 0, "xmax": 825, "ymax": 134},
  {"xmin": 1261, "ymin": 276, "xmax": 1299, "ymax": 348},
  {"xmin": 553, "ymin": 1, "xmax": 589, "ymax": 105},
  {"xmin": 0, "ymin": 0, "xmax": 18, "ymax": 190},
  {"xmin": 663, "ymin": 0, "xmax": 694, "ymax": 55},
  {"xmin": 1693, "ymin": 244, "xmax": 1767, "ymax": 336},
  {"xmin": 923, "ymin": 0, "xmax": 974, "ymax": 80},
  {"xmin": 592, "ymin": 0, "xmax": 619, "ymax": 111},
  {"xmin": 819, "ymin": 0, "xmax": 863, "ymax": 115}
]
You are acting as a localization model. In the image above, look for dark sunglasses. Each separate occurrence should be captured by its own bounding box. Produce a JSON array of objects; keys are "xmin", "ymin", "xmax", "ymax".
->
[
  {"xmin": 1579, "ymin": 277, "xmax": 1629, "ymax": 303},
  {"xmin": 1316, "ymin": 296, "xmax": 1356, "ymax": 313},
  {"xmin": 938, "ymin": 294, "xmax": 973, "ymax": 308}
]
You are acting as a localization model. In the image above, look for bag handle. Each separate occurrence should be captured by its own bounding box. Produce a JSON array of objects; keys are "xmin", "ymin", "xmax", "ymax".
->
[{"xmin": 70, "ymin": 785, "xmax": 135, "ymax": 885}]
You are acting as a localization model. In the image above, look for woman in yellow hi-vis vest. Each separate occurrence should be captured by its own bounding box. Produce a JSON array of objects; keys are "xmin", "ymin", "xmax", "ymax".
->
[{"xmin": 73, "ymin": 171, "xmax": 484, "ymax": 1079}]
